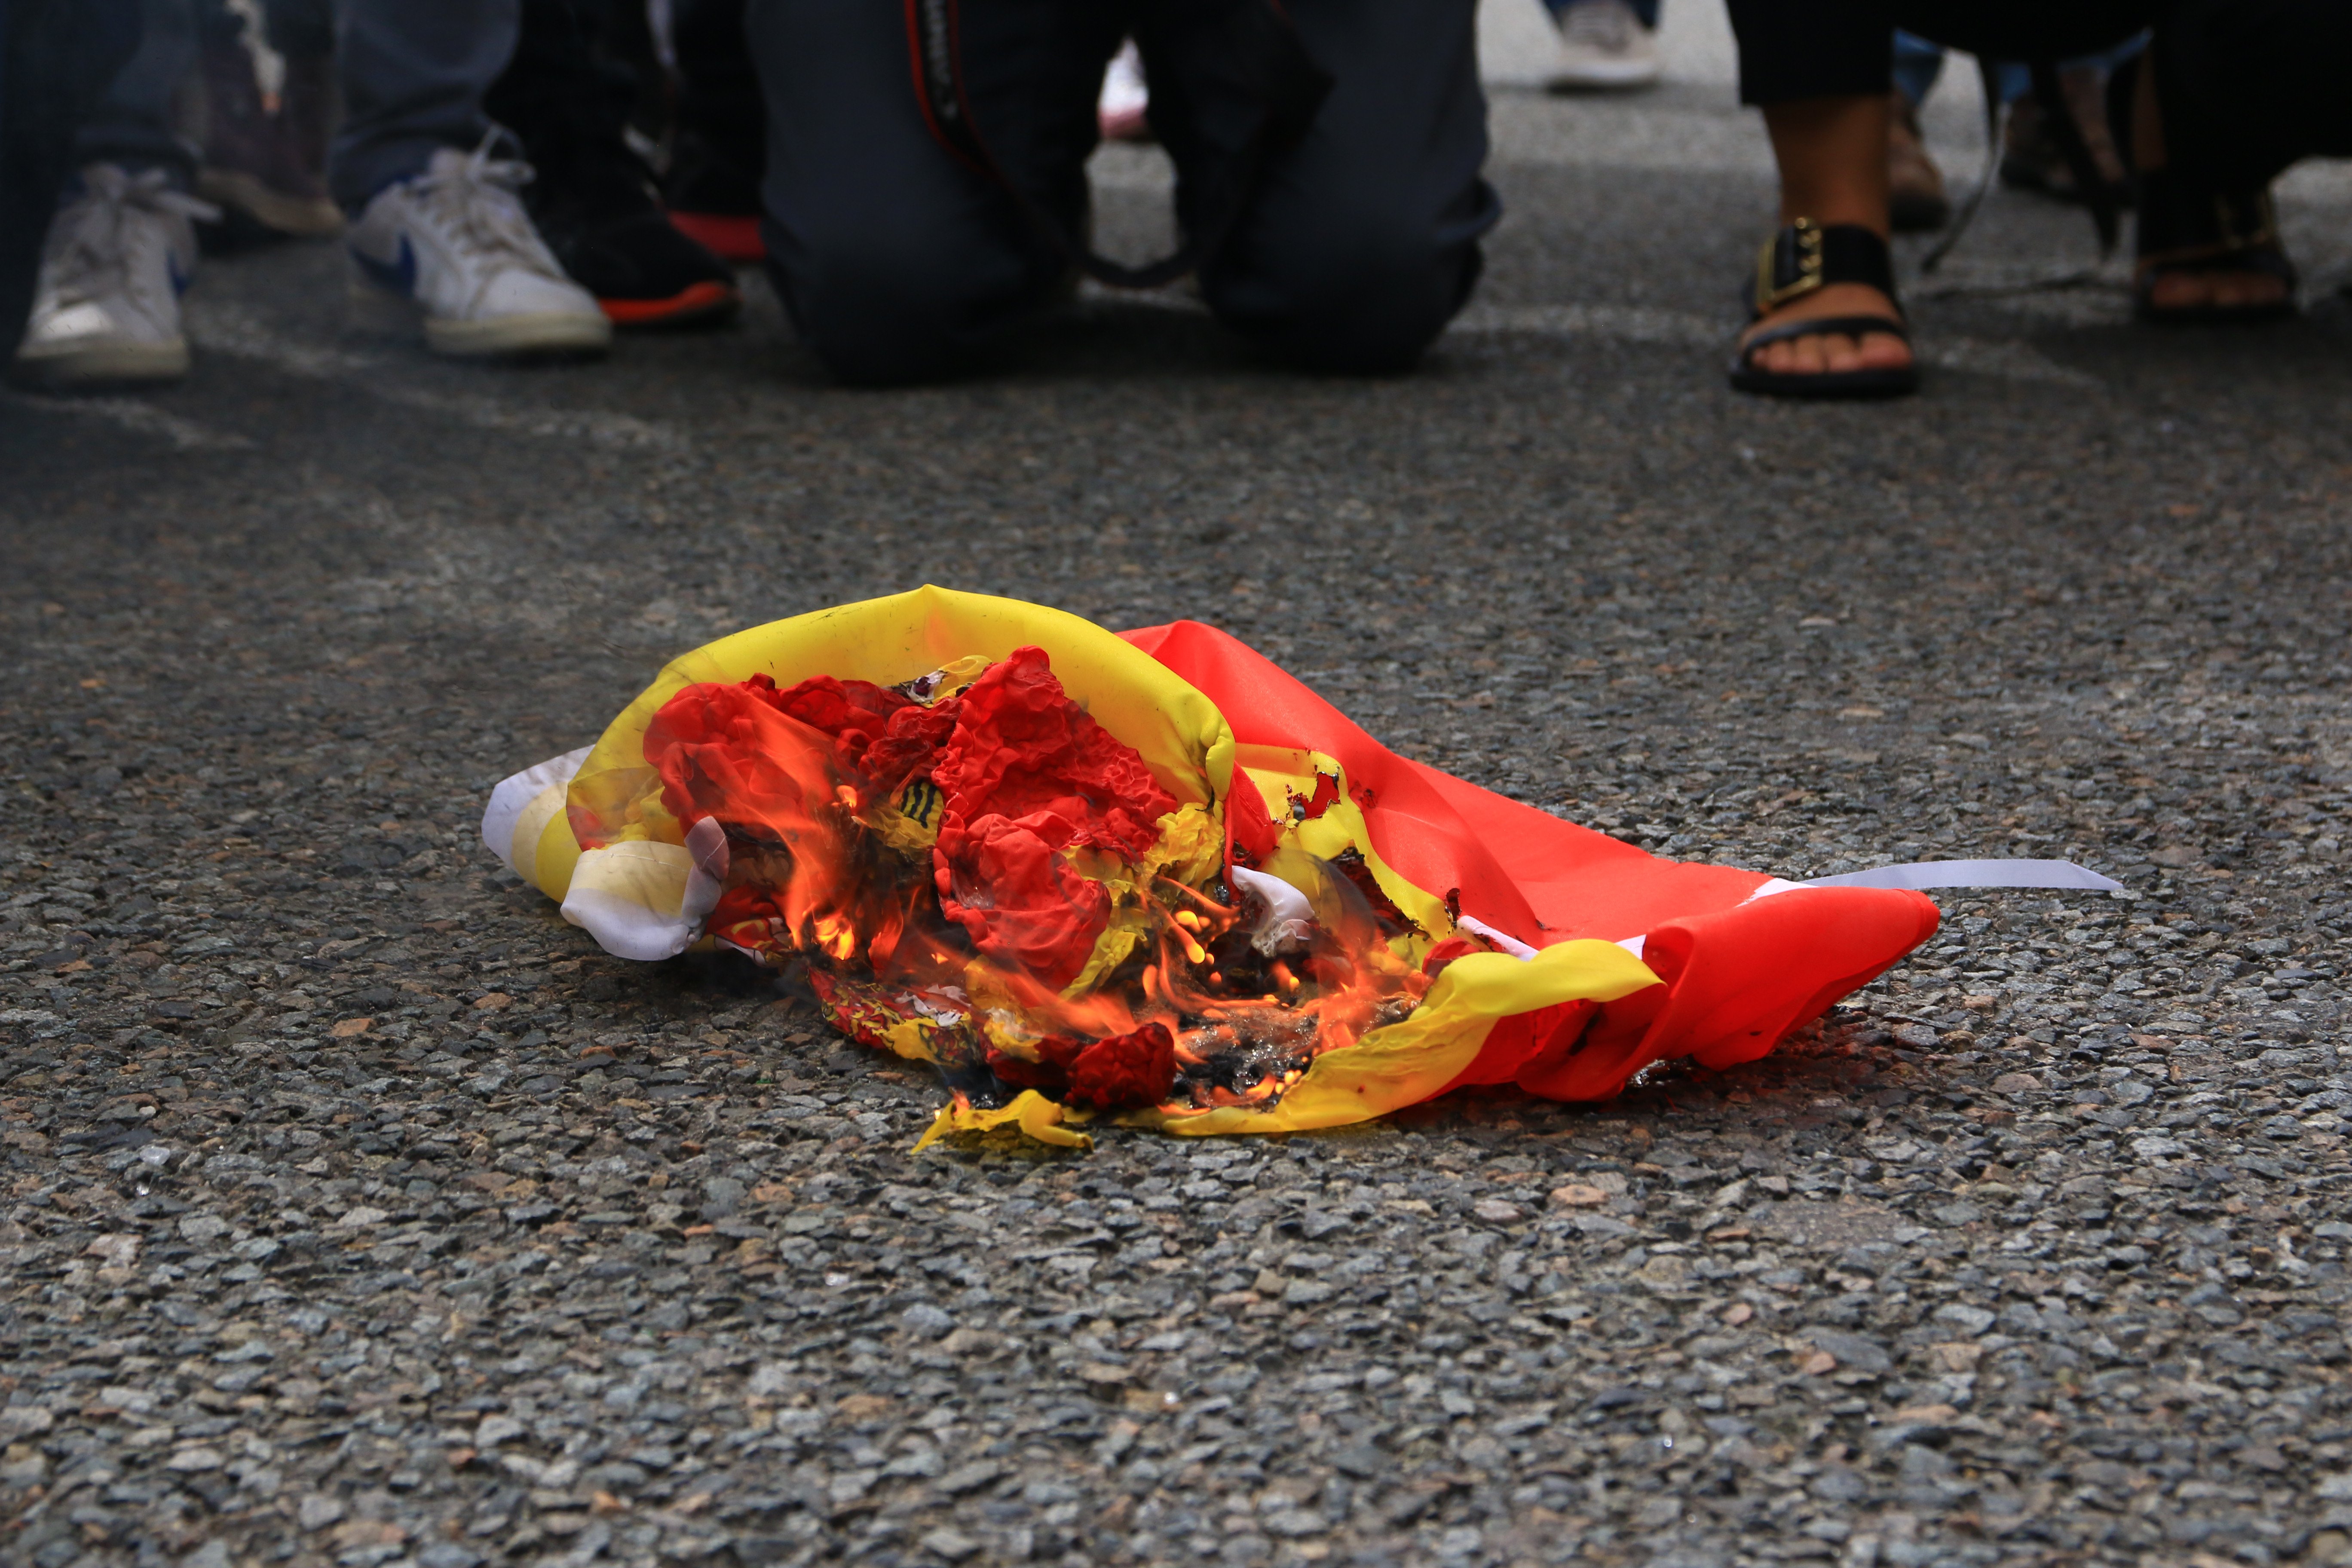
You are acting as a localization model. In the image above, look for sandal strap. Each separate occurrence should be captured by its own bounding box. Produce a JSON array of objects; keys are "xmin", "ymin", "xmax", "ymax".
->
[
  {"xmin": 1738, "ymin": 313, "xmax": 1911, "ymax": 364},
  {"xmin": 1751, "ymin": 220, "xmax": 1902, "ymax": 318},
  {"xmin": 2135, "ymin": 242, "xmax": 2298, "ymax": 285},
  {"xmin": 2136, "ymin": 173, "xmax": 2282, "ymax": 263}
]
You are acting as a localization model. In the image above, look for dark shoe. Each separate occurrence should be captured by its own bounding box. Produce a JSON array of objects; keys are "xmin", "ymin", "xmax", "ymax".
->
[
  {"xmin": 662, "ymin": 128, "xmax": 765, "ymax": 264},
  {"xmin": 193, "ymin": 28, "xmax": 340, "ymax": 240},
  {"xmin": 2133, "ymin": 174, "xmax": 2296, "ymax": 325},
  {"xmin": 1728, "ymin": 220, "xmax": 1918, "ymax": 400},
  {"xmin": 1887, "ymin": 95, "xmax": 1949, "ymax": 234},
  {"xmin": 487, "ymin": 0, "xmax": 740, "ymax": 328},
  {"xmin": 526, "ymin": 152, "xmax": 741, "ymax": 328}
]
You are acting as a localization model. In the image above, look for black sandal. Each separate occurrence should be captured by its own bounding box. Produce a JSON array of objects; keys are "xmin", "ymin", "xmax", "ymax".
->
[
  {"xmin": 2132, "ymin": 173, "xmax": 2297, "ymax": 325},
  {"xmin": 1728, "ymin": 219, "xmax": 1919, "ymax": 400}
]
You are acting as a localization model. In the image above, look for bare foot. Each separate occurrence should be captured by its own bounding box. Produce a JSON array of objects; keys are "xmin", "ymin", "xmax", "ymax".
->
[
  {"xmin": 1737, "ymin": 280, "xmax": 1914, "ymax": 377},
  {"xmin": 2143, "ymin": 267, "xmax": 2291, "ymax": 315},
  {"xmin": 2127, "ymin": 51, "xmax": 2294, "ymax": 320}
]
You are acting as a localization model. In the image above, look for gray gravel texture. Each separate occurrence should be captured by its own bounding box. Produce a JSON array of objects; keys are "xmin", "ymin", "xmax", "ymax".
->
[{"xmin": 7, "ymin": 60, "xmax": 2352, "ymax": 1568}]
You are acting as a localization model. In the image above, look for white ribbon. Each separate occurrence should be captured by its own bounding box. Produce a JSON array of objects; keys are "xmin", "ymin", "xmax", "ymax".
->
[
  {"xmin": 1752, "ymin": 858, "xmax": 2127, "ymax": 898},
  {"xmin": 1457, "ymin": 914, "xmax": 1539, "ymax": 961},
  {"xmin": 1600, "ymin": 859, "xmax": 2123, "ymax": 965}
]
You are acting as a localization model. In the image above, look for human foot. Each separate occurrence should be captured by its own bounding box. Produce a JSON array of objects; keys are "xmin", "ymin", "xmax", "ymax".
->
[
  {"xmin": 2125, "ymin": 55, "xmax": 2294, "ymax": 323},
  {"xmin": 1729, "ymin": 221, "xmax": 1917, "ymax": 399},
  {"xmin": 1738, "ymin": 281, "xmax": 1914, "ymax": 377}
]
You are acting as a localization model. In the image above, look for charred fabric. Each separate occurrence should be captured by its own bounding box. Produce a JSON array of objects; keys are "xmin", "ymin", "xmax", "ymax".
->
[{"xmin": 483, "ymin": 588, "xmax": 2014, "ymax": 1149}]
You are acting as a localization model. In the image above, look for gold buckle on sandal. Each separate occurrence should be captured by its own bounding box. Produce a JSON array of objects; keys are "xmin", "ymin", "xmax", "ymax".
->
[{"xmin": 1754, "ymin": 217, "xmax": 1823, "ymax": 312}]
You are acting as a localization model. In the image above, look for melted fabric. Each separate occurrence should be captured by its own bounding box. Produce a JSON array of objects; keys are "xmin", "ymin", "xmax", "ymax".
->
[{"xmin": 487, "ymin": 587, "xmax": 1967, "ymax": 1147}]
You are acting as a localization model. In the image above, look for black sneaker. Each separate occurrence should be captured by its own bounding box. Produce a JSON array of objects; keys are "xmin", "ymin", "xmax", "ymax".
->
[
  {"xmin": 663, "ymin": 0, "xmax": 768, "ymax": 263},
  {"xmin": 486, "ymin": 0, "xmax": 739, "ymax": 328},
  {"xmin": 662, "ymin": 127, "xmax": 765, "ymax": 265},
  {"xmin": 521, "ymin": 146, "xmax": 740, "ymax": 328}
]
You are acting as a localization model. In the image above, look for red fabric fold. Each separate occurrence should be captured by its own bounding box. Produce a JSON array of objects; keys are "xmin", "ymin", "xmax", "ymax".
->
[{"xmin": 1120, "ymin": 618, "xmax": 1939, "ymax": 1098}]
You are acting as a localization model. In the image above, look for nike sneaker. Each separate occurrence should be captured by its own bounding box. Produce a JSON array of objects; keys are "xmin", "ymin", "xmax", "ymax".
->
[
  {"xmin": 13, "ymin": 164, "xmax": 215, "ymax": 388},
  {"xmin": 345, "ymin": 140, "xmax": 612, "ymax": 359}
]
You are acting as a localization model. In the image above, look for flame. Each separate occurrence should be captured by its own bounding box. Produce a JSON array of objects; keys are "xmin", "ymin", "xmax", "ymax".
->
[{"xmin": 649, "ymin": 656, "xmax": 1451, "ymax": 1122}]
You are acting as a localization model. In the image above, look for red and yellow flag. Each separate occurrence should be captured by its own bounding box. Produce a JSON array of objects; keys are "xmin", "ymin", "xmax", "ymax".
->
[{"xmin": 483, "ymin": 587, "xmax": 1938, "ymax": 1147}]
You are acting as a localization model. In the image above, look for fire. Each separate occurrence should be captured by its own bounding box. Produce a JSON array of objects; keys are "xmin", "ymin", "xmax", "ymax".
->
[
  {"xmin": 621, "ymin": 645, "xmax": 1462, "ymax": 1127},
  {"xmin": 498, "ymin": 589, "xmax": 1955, "ymax": 1148}
]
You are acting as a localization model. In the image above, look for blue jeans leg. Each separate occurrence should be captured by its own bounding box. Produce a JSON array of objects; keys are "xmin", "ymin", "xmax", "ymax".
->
[
  {"xmin": 74, "ymin": 0, "xmax": 197, "ymax": 184},
  {"xmin": 330, "ymin": 0, "xmax": 522, "ymax": 211}
]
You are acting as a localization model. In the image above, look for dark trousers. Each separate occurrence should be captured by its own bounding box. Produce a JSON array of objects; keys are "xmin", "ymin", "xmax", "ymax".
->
[
  {"xmin": 1727, "ymin": 0, "xmax": 2352, "ymax": 189},
  {"xmin": 744, "ymin": 0, "xmax": 1499, "ymax": 385},
  {"xmin": 2, "ymin": 0, "xmax": 143, "ymax": 350}
]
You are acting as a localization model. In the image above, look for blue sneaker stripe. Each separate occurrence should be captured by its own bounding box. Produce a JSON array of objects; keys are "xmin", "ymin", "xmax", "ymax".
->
[{"xmin": 352, "ymin": 235, "xmax": 418, "ymax": 296}]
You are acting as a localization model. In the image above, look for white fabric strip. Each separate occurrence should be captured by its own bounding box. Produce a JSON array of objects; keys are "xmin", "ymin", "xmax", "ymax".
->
[
  {"xmin": 1616, "ymin": 858, "xmax": 2124, "ymax": 958},
  {"xmin": 1230, "ymin": 864, "xmax": 1317, "ymax": 956},
  {"xmin": 1774, "ymin": 859, "xmax": 2127, "ymax": 896},
  {"xmin": 481, "ymin": 747, "xmax": 592, "ymax": 877}
]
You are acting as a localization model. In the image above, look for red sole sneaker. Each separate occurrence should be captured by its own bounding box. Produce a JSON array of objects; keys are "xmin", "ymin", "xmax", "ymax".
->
[
  {"xmin": 599, "ymin": 279, "xmax": 742, "ymax": 328},
  {"xmin": 668, "ymin": 211, "xmax": 764, "ymax": 264}
]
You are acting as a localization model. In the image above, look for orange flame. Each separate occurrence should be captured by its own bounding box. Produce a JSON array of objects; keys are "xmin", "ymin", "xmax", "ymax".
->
[{"xmin": 652, "ymin": 663, "xmax": 1442, "ymax": 1118}]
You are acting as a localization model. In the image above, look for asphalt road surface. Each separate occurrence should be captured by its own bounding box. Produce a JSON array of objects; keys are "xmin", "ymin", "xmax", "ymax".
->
[{"xmin": 6, "ymin": 11, "xmax": 2352, "ymax": 1568}]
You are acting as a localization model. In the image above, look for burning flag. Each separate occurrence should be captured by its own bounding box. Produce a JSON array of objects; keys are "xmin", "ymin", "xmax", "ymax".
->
[{"xmin": 482, "ymin": 587, "xmax": 2119, "ymax": 1148}]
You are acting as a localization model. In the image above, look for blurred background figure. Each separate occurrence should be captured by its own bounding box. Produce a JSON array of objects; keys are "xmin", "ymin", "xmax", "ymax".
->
[
  {"xmin": 1724, "ymin": 0, "xmax": 2352, "ymax": 403},
  {"xmin": 12, "ymin": 0, "xmax": 220, "ymax": 387},
  {"xmin": 483, "ymin": 0, "xmax": 740, "ymax": 327},
  {"xmin": 1884, "ymin": 28, "xmax": 2140, "ymax": 234},
  {"xmin": 0, "ymin": 0, "xmax": 147, "ymax": 368},
  {"xmin": 193, "ymin": 0, "xmax": 341, "ymax": 243},
  {"xmin": 660, "ymin": 0, "xmax": 767, "ymax": 261},
  {"xmin": 1886, "ymin": 31, "xmax": 1948, "ymax": 230},
  {"xmin": 1543, "ymin": 0, "xmax": 1659, "ymax": 91},
  {"xmin": 1993, "ymin": 45, "xmax": 2138, "ymax": 209}
]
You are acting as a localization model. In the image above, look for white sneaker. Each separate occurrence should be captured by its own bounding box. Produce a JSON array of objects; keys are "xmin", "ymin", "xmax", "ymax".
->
[
  {"xmin": 1549, "ymin": 0, "xmax": 1661, "ymax": 91},
  {"xmin": 346, "ymin": 140, "xmax": 611, "ymax": 359},
  {"xmin": 13, "ymin": 165, "xmax": 216, "ymax": 388}
]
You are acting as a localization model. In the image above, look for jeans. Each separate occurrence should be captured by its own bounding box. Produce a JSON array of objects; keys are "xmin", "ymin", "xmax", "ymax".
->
[
  {"xmin": 3, "ymin": 0, "xmax": 144, "ymax": 343},
  {"xmin": 70, "ymin": 0, "xmax": 531, "ymax": 210},
  {"xmin": 74, "ymin": 0, "xmax": 197, "ymax": 183},
  {"xmin": 331, "ymin": 0, "xmax": 522, "ymax": 209},
  {"xmin": 71, "ymin": 0, "xmax": 340, "ymax": 187}
]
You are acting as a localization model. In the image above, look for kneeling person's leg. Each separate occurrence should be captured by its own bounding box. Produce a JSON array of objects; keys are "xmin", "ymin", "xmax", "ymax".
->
[
  {"xmin": 744, "ymin": 0, "xmax": 1096, "ymax": 385},
  {"xmin": 1152, "ymin": 0, "xmax": 1498, "ymax": 374}
]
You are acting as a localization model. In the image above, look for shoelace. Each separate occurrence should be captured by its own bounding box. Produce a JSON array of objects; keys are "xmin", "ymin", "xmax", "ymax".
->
[
  {"xmin": 1561, "ymin": 0, "xmax": 1634, "ymax": 52},
  {"xmin": 43, "ymin": 166, "xmax": 217, "ymax": 310},
  {"xmin": 402, "ymin": 133, "xmax": 558, "ymax": 284}
]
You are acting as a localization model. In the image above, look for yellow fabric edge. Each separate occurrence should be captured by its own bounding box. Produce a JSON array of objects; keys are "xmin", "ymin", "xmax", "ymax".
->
[
  {"xmin": 914, "ymin": 1089, "xmax": 1095, "ymax": 1152},
  {"xmin": 557, "ymin": 588, "xmax": 1238, "ymax": 903},
  {"xmin": 1122, "ymin": 940, "xmax": 1662, "ymax": 1136},
  {"xmin": 529, "ymin": 796, "xmax": 582, "ymax": 903},
  {"xmin": 1236, "ymin": 745, "xmax": 1452, "ymax": 942}
]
